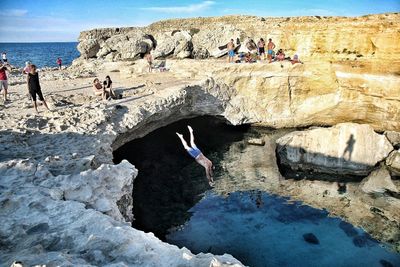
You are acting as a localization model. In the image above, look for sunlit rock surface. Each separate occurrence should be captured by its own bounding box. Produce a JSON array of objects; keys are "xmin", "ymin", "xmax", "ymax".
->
[{"xmin": 275, "ymin": 123, "xmax": 394, "ymax": 176}]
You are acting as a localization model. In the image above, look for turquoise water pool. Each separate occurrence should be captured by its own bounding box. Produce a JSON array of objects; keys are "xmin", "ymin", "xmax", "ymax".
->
[{"xmin": 166, "ymin": 191, "xmax": 400, "ymax": 267}]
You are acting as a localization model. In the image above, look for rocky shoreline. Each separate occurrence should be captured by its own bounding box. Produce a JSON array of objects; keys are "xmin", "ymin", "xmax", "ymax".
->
[{"xmin": 1, "ymin": 13, "xmax": 400, "ymax": 266}]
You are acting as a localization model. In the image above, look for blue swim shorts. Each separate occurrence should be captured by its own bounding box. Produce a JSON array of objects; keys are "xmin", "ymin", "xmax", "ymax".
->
[
  {"xmin": 228, "ymin": 50, "xmax": 235, "ymax": 57},
  {"xmin": 187, "ymin": 147, "xmax": 202, "ymax": 159},
  {"xmin": 268, "ymin": 50, "xmax": 273, "ymax": 55}
]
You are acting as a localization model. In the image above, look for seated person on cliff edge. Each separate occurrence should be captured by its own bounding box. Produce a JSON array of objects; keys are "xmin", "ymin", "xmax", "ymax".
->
[
  {"xmin": 92, "ymin": 78, "xmax": 108, "ymax": 100},
  {"xmin": 176, "ymin": 126, "xmax": 215, "ymax": 186}
]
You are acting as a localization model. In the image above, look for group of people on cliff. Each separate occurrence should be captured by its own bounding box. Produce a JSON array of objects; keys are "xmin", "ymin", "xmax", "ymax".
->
[
  {"xmin": 227, "ymin": 38, "xmax": 302, "ymax": 65},
  {"xmin": 0, "ymin": 61, "xmax": 50, "ymax": 114}
]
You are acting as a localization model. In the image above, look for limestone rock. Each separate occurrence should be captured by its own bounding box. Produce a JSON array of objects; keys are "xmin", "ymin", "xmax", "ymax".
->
[
  {"xmin": 152, "ymin": 32, "xmax": 175, "ymax": 59},
  {"xmin": 386, "ymin": 150, "xmax": 400, "ymax": 176},
  {"xmin": 385, "ymin": 131, "xmax": 400, "ymax": 148},
  {"xmin": 360, "ymin": 166, "xmax": 398, "ymax": 194},
  {"xmin": 173, "ymin": 31, "xmax": 193, "ymax": 59},
  {"xmin": 276, "ymin": 123, "xmax": 394, "ymax": 176},
  {"xmin": 77, "ymin": 38, "xmax": 100, "ymax": 59},
  {"xmin": 0, "ymin": 159, "xmax": 243, "ymax": 267},
  {"xmin": 193, "ymin": 47, "xmax": 210, "ymax": 59}
]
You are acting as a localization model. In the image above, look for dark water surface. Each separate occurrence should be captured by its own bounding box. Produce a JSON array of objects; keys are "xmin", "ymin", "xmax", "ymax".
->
[{"xmin": 0, "ymin": 42, "xmax": 79, "ymax": 68}]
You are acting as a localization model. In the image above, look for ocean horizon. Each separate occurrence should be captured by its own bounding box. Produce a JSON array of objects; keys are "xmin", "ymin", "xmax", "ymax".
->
[{"xmin": 0, "ymin": 42, "xmax": 80, "ymax": 68}]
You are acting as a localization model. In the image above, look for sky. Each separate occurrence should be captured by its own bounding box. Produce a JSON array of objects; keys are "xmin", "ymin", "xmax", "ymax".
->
[{"xmin": 0, "ymin": 0, "xmax": 399, "ymax": 42}]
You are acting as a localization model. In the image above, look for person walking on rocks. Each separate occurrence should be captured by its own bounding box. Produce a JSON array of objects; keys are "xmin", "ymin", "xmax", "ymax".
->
[
  {"xmin": 27, "ymin": 64, "xmax": 50, "ymax": 114},
  {"xmin": 176, "ymin": 126, "xmax": 215, "ymax": 186},
  {"xmin": 227, "ymin": 39, "xmax": 235, "ymax": 63},
  {"xmin": 56, "ymin": 57, "xmax": 62, "ymax": 70},
  {"xmin": 267, "ymin": 38, "xmax": 276, "ymax": 63},
  {"xmin": 0, "ymin": 63, "xmax": 10, "ymax": 102}
]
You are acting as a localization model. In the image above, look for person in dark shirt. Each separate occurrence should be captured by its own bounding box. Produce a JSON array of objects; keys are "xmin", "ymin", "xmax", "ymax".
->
[
  {"xmin": 27, "ymin": 65, "xmax": 50, "ymax": 114},
  {"xmin": 103, "ymin": 75, "xmax": 116, "ymax": 99}
]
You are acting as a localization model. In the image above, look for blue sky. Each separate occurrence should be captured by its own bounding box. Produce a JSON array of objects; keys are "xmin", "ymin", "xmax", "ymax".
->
[{"xmin": 0, "ymin": 0, "xmax": 399, "ymax": 42}]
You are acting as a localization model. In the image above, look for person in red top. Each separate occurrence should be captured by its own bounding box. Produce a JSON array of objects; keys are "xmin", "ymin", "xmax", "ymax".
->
[
  {"xmin": 56, "ymin": 57, "xmax": 62, "ymax": 70},
  {"xmin": 0, "ymin": 63, "xmax": 9, "ymax": 102}
]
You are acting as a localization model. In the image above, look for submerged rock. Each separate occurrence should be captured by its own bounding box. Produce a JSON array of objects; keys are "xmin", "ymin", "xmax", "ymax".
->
[
  {"xmin": 303, "ymin": 233, "xmax": 320, "ymax": 244},
  {"xmin": 276, "ymin": 123, "xmax": 393, "ymax": 176},
  {"xmin": 247, "ymin": 138, "xmax": 265, "ymax": 146}
]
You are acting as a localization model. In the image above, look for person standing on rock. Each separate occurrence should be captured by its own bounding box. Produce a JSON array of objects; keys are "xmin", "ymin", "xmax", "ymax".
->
[
  {"xmin": 0, "ymin": 63, "xmax": 10, "ymax": 102},
  {"xmin": 176, "ymin": 126, "xmax": 215, "ymax": 186},
  {"xmin": 267, "ymin": 38, "xmax": 276, "ymax": 63},
  {"xmin": 23, "ymin": 61, "xmax": 32, "ymax": 100},
  {"xmin": 145, "ymin": 50, "xmax": 153, "ymax": 72},
  {"xmin": 27, "ymin": 64, "xmax": 50, "ymax": 114},
  {"xmin": 227, "ymin": 39, "xmax": 235, "ymax": 63},
  {"xmin": 56, "ymin": 57, "xmax": 62, "ymax": 70},
  {"xmin": 257, "ymin": 38, "xmax": 266, "ymax": 60}
]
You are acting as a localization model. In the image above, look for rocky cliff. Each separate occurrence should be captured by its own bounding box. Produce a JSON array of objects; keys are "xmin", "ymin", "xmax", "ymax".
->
[{"xmin": 77, "ymin": 13, "xmax": 400, "ymax": 61}]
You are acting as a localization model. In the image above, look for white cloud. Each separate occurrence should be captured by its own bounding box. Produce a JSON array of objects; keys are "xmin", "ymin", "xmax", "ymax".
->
[
  {"xmin": 141, "ymin": 1, "xmax": 215, "ymax": 14},
  {"xmin": 0, "ymin": 9, "xmax": 28, "ymax": 17}
]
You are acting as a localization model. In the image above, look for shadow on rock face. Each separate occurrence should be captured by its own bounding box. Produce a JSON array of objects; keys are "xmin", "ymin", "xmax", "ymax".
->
[{"xmin": 113, "ymin": 115, "xmax": 250, "ymax": 239}]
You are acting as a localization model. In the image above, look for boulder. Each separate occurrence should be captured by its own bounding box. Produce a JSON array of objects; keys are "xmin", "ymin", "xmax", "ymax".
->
[
  {"xmin": 77, "ymin": 38, "xmax": 100, "ymax": 58},
  {"xmin": 93, "ymin": 30, "xmax": 154, "ymax": 60},
  {"xmin": 360, "ymin": 166, "xmax": 398, "ymax": 194},
  {"xmin": 193, "ymin": 47, "xmax": 210, "ymax": 59},
  {"xmin": 276, "ymin": 123, "xmax": 394, "ymax": 176},
  {"xmin": 386, "ymin": 149, "xmax": 400, "ymax": 176},
  {"xmin": 192, "ymin": 25, "xmax": 243, "ymax": 58},
  {"xmin": 384, "ymin": 131, "xmax": 400, "ymax": 148},
  {"xmin": 152, "ymin": 32, "xmax": 175, "ymax": 59},
  {"xmin": 173, "ymin": 31, "xmax": 193, "ymax": 59}
]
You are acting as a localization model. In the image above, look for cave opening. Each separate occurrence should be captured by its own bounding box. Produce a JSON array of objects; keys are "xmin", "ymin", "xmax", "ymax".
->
[
  {"xmin": 113, "ymin": 115, "xmax": 250, "ymax": 239},
  {"xmin": 112, "ymin": 116, "xmax": 400, "ymax": 267}
]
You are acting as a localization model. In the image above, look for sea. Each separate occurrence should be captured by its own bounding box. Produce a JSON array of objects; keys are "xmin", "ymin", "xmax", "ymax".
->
[{"xmin": 0, "ymin": 42, "xmax": 80, "ymax": 68}]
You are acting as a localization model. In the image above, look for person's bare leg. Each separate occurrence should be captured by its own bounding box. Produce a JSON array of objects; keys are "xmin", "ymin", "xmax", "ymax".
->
[
  {"xmin": 188, "ymin": 125, "xmax": 196, "ymax": 148},
  {"xmin": 42, "ymin": 100, "xmax": 50, "ymax": 111},
  {"xmin": 33, "ymin": 101, "xmax": 39, "ymax": 114},
  {"xmin": 176, "ymin": 132, "xmax": 191, "ymax": 150}
]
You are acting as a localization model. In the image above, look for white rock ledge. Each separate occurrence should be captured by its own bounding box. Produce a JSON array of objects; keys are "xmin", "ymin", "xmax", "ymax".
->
[{"xmin": 0, "ymin": 158, "xmax": 243, "ymax": 266}]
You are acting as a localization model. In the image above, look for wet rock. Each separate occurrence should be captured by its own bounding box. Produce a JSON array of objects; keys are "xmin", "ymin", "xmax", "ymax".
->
[
  {"xmin": 247, "ymin": 138, "xmax": 265, "ymax": 146},
  {"xmin": 360, "ymin": 166, "xmax": 398, "ymax": 194},
  {"xmin": 276, "ymin": 123, "xmax": 393, "ymax": 176},
  {"xmin": 385, "ymin": 150, "xmax": 400, "ymax": 177},
  {"xmin": 303, "ymin": 233, "xmax": 320, "ymax": 244}
]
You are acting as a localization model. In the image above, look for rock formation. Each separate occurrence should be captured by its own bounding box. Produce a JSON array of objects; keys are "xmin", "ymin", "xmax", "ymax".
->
[
  {"xmin": 2, "ymin": 12, "xmax": 400, "ymax": 266},
  {"xmin": 77, "ymin": 13, "xmax": 400, "ymax": 61},
  {"xmin": 275, "ymin": 123, "xmax": 393, "ymax": 176}
]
